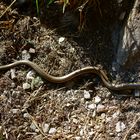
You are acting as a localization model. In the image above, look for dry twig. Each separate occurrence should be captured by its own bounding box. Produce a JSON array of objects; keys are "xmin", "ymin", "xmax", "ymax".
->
[
  {"xmin": 22, "ymin": 86, "xmax": 42, "ymax": 111},
  {"xmin": 123, "ymin": 115, "xmax": 140, "ymax": 140},
  {"xmin": 0, "ymin": 0, "xmax": 16, "ymax": 19},
  {"xmin": 27, "ymin": 112, "xmax": 47, "ymax": 137}
]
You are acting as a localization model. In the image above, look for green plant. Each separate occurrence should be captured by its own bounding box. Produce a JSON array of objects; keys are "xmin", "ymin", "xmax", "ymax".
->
[
  {"xmin": 47, "ymin": 0, "xmax": 55, "ymax": 5},
  {"xmin": 34, "ymin": 0, "xmax": 56, "ymax": 16},
  {"xmin": 35, "ymin": 0, "xmax": 40, "ymax": 16}
]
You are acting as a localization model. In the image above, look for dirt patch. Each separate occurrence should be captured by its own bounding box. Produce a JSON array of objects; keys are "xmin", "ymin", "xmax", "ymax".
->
[{"xmin": 0, "ymin": 1, "xmax": 140, "ymax": 140}]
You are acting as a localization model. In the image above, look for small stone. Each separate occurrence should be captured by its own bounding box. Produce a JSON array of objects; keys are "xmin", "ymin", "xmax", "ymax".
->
[
  {"xmin": 73, "ymin": 118, "xmax": 78, "ymax": 124},
  {"xmin": 58, "ymin": 37, "xmax": 65, "ymax": 44},
  {"xmin": 112, "ymin": 66, "xmax": 116, "ymax": 72},
  {"xmin": 42, "ymin": 123, "xmax": 49, "ymax": 133},
  {"xmin": 23, "ymin": 113, "xmax": 30, "ymax": 118},
  {"xmin": 23, "ymin": 83, "xmax": 30, "ymax": 90},
  {"xmin": 106, "ymin": 117, "xmax": 112, "ymax": 123},
  {"xmin": 116, "ymin": 121, "xmax": 126, "ymax": 132},
  {"xmin": 10, "ymin": 68, "xmax": 16, "ymax": 79},
  {"xmin": 131, "ymin": 134, "xmax": 137, "ymax": 140},
  {"xmin": 11, "ymin": 109, "xmax": 20, "ymax": 114},
  {"xmin": 69, "ymin": 47, "xmax": 75, "ymax": 53},
  {"xmin": 112, "ymin": 110, "xmax": 120, "ymax": 118},
  {"xmin": 94, "ymin": 96, "xmax": 101, "ymax": 104},
  {"xmin": 88, "ymin": 104, "xmax": 96, "ymax": 110},
  {"xmin": 75, "ymin": 136, "xmax": 81, "ymax": 140},
  {"xmin": 17, "ymin": 86, "xmax": 23, "ymax": 91},
  {"xmin": 89, "ymin": 131, "xmax": 94, "ymax": 136},
  {"xmin": 92, "ymin": 110, "xmax": 96, "ymax": 117},
  {"xmin": 30, "ymin": 123, "xmax": 36, "ymax": 131},
  {"xmin": 22, "ymin": 50, "xmax": 31, "ymax": 60},
  {"xmin": 35, "ymin": 129, "xmax": 39, "ymax": 133},
  {"xmin": 109, "ymin": 132, "xmax": 114, "ymax": 136},
  {"xmin": 84, "ymin": 90, "xmax": 91, "ymax": 99},
  {"xmin": 134, "ymin": 90, "xmax": 140, "ymax": 97},
  {"xmin": 0, "ymin": 95, "xmax": 6, "ymax": 101},
  {"xmin": 12, "ymin": 90, "xmax": 20, "ymax": 98},
  {"xmin": 49, "ymin": 128, "xmax": 56, "ymax": 134},
  {"xmin": 79, "ymin": 129, "xmax": 84, "ymax": 136},
  {"xmin": 117, "ymin": 133, "xmax": 121, "ymax": 137},
  {"xmin": 29, "ymin": 48, "xmax": 35, "ymax": 54},
  {"xmin": 80, "ymin": 98, "xmax": 85, "ymax": 103},
  {"xmin": 3, "ymin": 90, "xmax": 8, "ymax": 95},
  {"xmin": 34, "ymin": 134, "xmax": 43, "ymax": 140},
  {"xmin": 94, "ymin": 125, "xmax": 100, "ymax": 129},
  {"xmin": 96, "ymin": 104, "xmax": 105, "ymax": 113},
  {"xmin": 11, "ymin": 82, "xmax": 16, "ymax": 88},
  {"xmin": 26, "ymin": 71, "xmax": 35, "ymax": 80},
  {"xmin": 101, "ymin": 113, "xmax": 106, "ymax": 119},
  {"xmin": 66, "ymin": 90, "xmax": 72, "ymax": 94}
]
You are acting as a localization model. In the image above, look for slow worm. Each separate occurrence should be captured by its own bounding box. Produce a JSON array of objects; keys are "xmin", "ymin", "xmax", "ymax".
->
[{"xmin": 0, "ymin": 60, "xmax": 140, "ymax": 91}]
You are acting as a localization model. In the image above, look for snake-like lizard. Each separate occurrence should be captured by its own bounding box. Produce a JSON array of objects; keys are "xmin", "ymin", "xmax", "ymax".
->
[{"xmin": 0, "ymin": 60, "xmax": 140, "ymax": 91}]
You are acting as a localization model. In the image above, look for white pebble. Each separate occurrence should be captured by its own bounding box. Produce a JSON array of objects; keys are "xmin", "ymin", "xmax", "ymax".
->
[
  {"xmin": 0, "ymin": 95, "xmax": 6, "ymax": 101},
  {"xmin": 92, "ymin": 110, "xmax": 96, "ymax": 117},
  {"xmin": 88, "ymin": 131, "xmax": 94, "ymax": 136},
  {"xmin": 134, "ymin": 90, "xmax": 140, "ymax": 97},
  {"xmin": 73, "ymin": 118, "xmax": 78, "ymax": 124},
  {"xmin": 101, "ymin": 113, "xmax": 106, "ymax": 119},
  {"xmin": 94, "ymin": 96, "xmax": 101, "ymax": 104},
  {"xmin": 11, "ymin": 109, "xmax": 20, "ymax": 114},
  {"xmin": 35, "ymin": 129, "xmax": 39, "ymax": 133},
  {"xmin": 131, "ymin": 134, "xmax": 137, "ymax": 139},
  {"xmin": 23, "ymin": 83, "xmax": 30, "ymax": 90},
  {"xmin": 69, "ymin": 47, "xmax": 75, "ymax": 53},
  {"xmin": 75, "ymin": 136, "xmax": 81, "ymax": 140},
  {"xmin": 22, "ymin": 50, "xmax": 31, "ymax": 60},
  {"xmin": 30, "ymin": 123, "xmax": 36, "ymax": 131},
  {"xmin": 3, "ymin": 90, "xmax": 8, "ymax": 94},
  {"xmin": 112, "ymin": 110, "xmax": 120, "ymax": 118},
  {"xmin": 23, "ymin": 113, "xmax": 30, "ymax": 118},
  {"xmin": 88, "ymin": 104, "xmax": 96, "ymax": 110},
  {"xmin": 34, "ymin": 134, "xmax": 43, "ymax": 140},
  {"xmin": 96, "ymin": 104, "xmax": 105, "ymax": 113},
  {"xmin": 109, "ymin": 132, "xmax": 114, "ymax": 136},
  {"xmin": 11, "ymin": 82, "xmax": 16, "ymax": 88},
  {"xmin": 26, "ymin": 71, "xmax": 35, "ymax": 80},
  {"xmin": 106, "ymin": 117, "xmax": 112, "ymax": 123},
  {"xmin": 84, "ymin": 90, "xmax": 91, "ymax": 99},
  {"xmin": 42, "ymin": 123, "xmax": 49, "ymax": 133},
  {"xmin": 29, "ymin": 48, "xmax": 35, "ymax": 54},
  {"xmin": 112, "ymin": 66, "xmax": 116, "ymax": 72},
  {"xmin": 79, "ymin": 129, "xmax": 84, "ymax": 136},
  {"xmin": 49, "ymin": 128, "xmax": 56, "ymax": 134},
  {"xmin": 116, "ymin": 121, "xmax": 126, "ymax": 132},
  {"xmin": 10, "ymin": 68, "xmax": 16, "ymax": 79},
  {"xmin": 58, "ymin": 37, "xmax": 65, "ymax": 44}
]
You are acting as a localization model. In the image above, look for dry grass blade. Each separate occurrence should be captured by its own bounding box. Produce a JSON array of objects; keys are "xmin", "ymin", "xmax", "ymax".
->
[
  {"xmin": 0, "ymin": 0, "xmax": 16, "ymax": 19},
  {"xmin": 123, "ymin": 115, "xmax": 140, "ymax": 140},
  {"xmin": 22, "ymin": 86, "xmax": 42, "ymax": 111},
  {"xmin": 27, "ymin": 112, "xmax": 46, "ymax": 137}
]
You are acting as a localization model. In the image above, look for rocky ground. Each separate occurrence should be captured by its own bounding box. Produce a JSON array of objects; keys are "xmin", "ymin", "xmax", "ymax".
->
[{"xmin": 0, "ymin": 1, "xmax": 140, "ymax": 140}]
